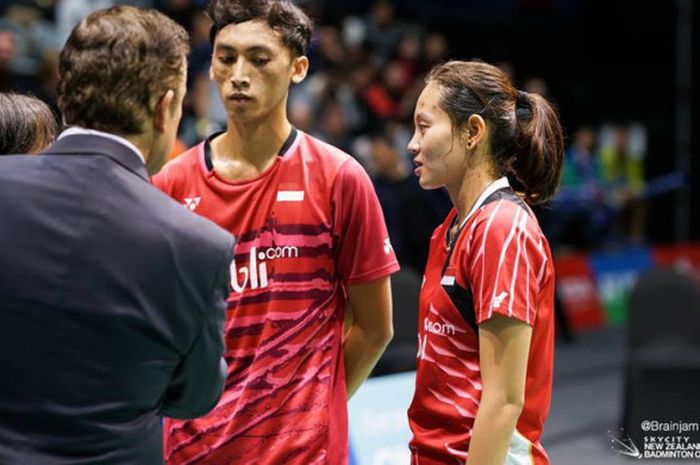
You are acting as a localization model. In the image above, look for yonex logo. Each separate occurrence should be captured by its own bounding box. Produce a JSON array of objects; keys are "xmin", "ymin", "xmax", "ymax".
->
[
  {"xmin": 491, "ymin": 291, "xmax": 509, "ymax": 309},
  {"xmin": 383, "ymin": 238, "xmax": 393, "ymax": 255},
  {"xmin": 183, "ymin": 197, "xmax": 201, "ymax": 211}
]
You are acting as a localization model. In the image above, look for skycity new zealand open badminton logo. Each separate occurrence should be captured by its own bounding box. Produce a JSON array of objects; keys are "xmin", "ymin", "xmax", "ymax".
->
[{"xmin": 608, "ymin": 428, "xmax": 642, "ymax": 459}]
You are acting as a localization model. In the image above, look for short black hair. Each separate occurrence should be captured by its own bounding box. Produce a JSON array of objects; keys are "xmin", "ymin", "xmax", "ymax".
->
[{"xmin": 207, "ymin": 0, "xmax": 313, "ymax": 57}]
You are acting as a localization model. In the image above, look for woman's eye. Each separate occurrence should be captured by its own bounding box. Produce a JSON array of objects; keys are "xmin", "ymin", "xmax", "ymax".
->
[{"xmin": 218, "ymin": 56, "xmax": 235, "ymax": 64}]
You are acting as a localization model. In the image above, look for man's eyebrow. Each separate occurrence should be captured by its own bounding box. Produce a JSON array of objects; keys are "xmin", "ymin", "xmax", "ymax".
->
[
  {"xmin": 245, "ymin": 45, "xmax": 273, "ymax": 54},
  {"xmin": 214, "ymin": 43, "xmax": 236, "ymax": 53},
  {"xmin": 214, "ymin": 44, "xmax": 273, "ymax": 54}
]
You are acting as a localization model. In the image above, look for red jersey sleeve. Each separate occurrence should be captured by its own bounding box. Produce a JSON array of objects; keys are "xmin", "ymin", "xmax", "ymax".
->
[
  {"xmin": 463, "ymin": 202, "xmax": 548, "ymax": 326},
  {"xmin": 152, "ymin": 168, "xmax": 174, "ymax": 195},
  {"xmin": 332, "ymin": 159, "xmax": 400, "ymax": 285}
]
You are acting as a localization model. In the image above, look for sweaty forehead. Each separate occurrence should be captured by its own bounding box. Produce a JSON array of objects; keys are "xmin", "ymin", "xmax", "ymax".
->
[
  {"xmin": 416, "ymin": 83, "xmax": 444, "ymax": 118},
  {"xmin": 215, "ymin": 20, "xmax": 285, "ymax": 51}
]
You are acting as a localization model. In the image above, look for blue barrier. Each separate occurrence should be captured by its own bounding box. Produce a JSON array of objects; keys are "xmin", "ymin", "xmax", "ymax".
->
[{"xmin": 348, "ymin": 371, "xmax": 416, "ymax": 465}]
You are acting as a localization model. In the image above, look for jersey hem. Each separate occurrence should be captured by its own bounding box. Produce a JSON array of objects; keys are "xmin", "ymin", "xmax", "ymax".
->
[
  {"xmin": 476, "ymin": 304, "xmax": 533, "ymax": 327},
  {"xmin": 345, "ymin": 262, "xmax": 400, "ymax": 286}
]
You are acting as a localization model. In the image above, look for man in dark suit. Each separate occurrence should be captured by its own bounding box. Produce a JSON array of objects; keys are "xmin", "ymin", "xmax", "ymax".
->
[{"xmin": 0, "ymin": 6, "xmax": 235, "ymax": 465}]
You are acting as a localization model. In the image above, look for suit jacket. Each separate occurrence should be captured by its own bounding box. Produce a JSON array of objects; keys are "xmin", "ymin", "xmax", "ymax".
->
[{"xmin": 0, "ymin": 134, "xmax": 235, "ymax": 465}]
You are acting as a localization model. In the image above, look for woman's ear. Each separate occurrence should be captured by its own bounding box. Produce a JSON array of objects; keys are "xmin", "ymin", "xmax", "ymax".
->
[{"xmin": 465, "ymin": 114, "xmax": 486, "ymax": 150}]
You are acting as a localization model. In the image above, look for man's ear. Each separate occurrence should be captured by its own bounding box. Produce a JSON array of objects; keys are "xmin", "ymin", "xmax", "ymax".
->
[
  {"xmin": 290, "ymin": 55, "xmax": 309, "ymax": 84},
  {"xmin": 154, "ymin": 89, "xmax": 175, "ymax": 133}
]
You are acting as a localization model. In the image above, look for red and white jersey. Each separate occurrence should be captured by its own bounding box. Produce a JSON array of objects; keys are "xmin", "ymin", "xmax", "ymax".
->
[
  {"xmin": 408, "ymin": 178, "xmax": 555, "ymax": 465},
  {"xmin": 153, "ymin": 129, "xmax": 399, "ymax": 465}
]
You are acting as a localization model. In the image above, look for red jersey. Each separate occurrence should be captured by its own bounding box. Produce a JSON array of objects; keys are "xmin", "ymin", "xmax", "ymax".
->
[
  {"xmin": 153, "ymin": 129, "xmax": 399, "ymax": 465},
  {"xmin": 408, "ymin": 178, "xmax": 555, "ymax": 465}
]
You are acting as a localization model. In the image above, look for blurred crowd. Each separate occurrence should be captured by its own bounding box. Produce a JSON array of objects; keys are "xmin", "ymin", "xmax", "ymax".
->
[
  {"xmin": 1, "ymin": 0, "xmax": 649, "ymax": 271},
  {"xmin": 540, "ymin": 123, "xmax": 648, "ymax": 252}
]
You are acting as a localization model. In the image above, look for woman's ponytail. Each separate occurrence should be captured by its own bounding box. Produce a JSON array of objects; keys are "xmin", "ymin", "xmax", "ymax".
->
[{"xmin": 507, "ymin": 91, "xmax": 564, "ymax": 204}]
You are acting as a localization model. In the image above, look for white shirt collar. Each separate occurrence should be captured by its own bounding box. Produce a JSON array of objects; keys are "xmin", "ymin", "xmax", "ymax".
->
[
  {"xmin": 58, "ymin": 127, "xmax": 145, "ymax": 163},
  {"xmin": 460, "ymin": 176, "xmax": 511, "ymax": 228}
]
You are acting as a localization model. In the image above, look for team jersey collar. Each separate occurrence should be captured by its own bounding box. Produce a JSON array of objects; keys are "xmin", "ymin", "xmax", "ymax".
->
[
  {"xmin": 444, "ymin": 176, "xmax": 510, "ymax": 254},
  {"xmin": 460, "ymin": 176, "xmax": 510, "ymax": 229},
  {"xmin": 203, "ymin": 127, "xmax": 299, "ymax": 172}
]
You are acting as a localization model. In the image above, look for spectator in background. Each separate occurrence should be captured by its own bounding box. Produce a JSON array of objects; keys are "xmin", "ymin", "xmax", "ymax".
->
[
  {"xmin": 313, "ymin": 99, "xmax": 354, "ymax": 152},
  {"xmin": 370, "ymin": 130, "xmax": 439, "ymax": 272},
  {"xmin": 183, "ymin": 10, "xmax": 227, "ymax": 145},
  {"xmin": 310, "ymin": 25, "xmax": 346, "ymax": 72},
  {"xmin": 56, "ymin": 0, "xmax": 114, "ymax": 46},
  {"xmin": 0, "ymin": 29, "xmax": 19, "ymax": 91},
  {"xmin": 338, "ymin": 61, "xmax": 374, "ymax": 132},
  {"xmin": 523, "ymin": 75, "xmax": 549, "ymax": 98},
  {"xmin": 364, "ymin": 0, "xmax": 404, "ymax": 64},
  {"xmin": 362, "ymin": 63, "xmax": 398, "ymax": 120},
  {"xmin": 153, "ymin": 0, "xmax": 199, "ymax": 30},
  {"xmin": 541, "ymin": 125, "xmax": 610, "ymax": 250},
  {"xmin": 422, "ymin": 32, "xmax": 448, "ymax": 70},
  {"xmin": 395, "ymin": 31, "xmax": 422, "ymax": 85},
  {"xmin": 288, "ymin": 97, "xmax": 314, "ymax": 132},
  {"xmin": 188, "ymin": 9, "xmax": 214, "ymax": 77},
  {"xmin": 599, "ymin": 124, "xmax": 646, "ymax": 243},
  {"xmin": 32, "ymin": 47, "xmax": 60, "ymax": 116},
  {"xmin": 2, "ymin": 2, "xmax": 65, "ymax": 96},
  {"xmin": 360, "ymin": 55, "xmax": 422, "ymax": 124},
  {"xmin": 0, "ymin": 92, "xmax": 57, "ymax": 154},
  {"xmin": 562, "ymin": 126, "xmax": 600, "ymax": 188}
]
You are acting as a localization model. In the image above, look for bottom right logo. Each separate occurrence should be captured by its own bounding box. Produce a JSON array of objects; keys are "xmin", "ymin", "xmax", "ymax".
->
[
  {"xmin": 608, "ymin": 428, "xmax": 642, "ymax": 459},
  {"xmin": 609, "ymin": 421, "xmax": 700, "ymax": 460}
]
